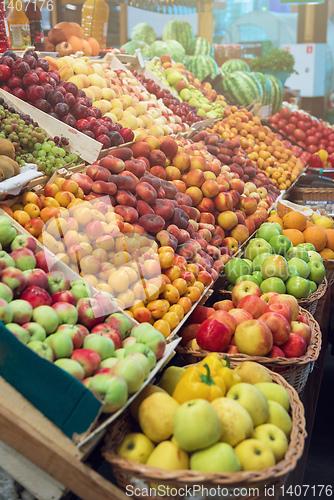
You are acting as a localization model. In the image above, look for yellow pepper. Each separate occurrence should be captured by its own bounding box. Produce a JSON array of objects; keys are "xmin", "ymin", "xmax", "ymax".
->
[
  {"xmin": 199, "ymin": 352, "xmax": 241, "ymax": 392},
  {"xmin": 316, "ymin": 149, "xmax": 328, "ymax": 162},
  {"xmin": 173, "ymin": 362, "xmax": 226, "ymax": 404}
]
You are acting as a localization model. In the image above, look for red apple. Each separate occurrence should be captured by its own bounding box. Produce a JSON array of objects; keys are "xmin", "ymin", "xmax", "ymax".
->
[
  {"xmin": 258, "ymin": 312, "xmax": 291, "ymax": 346},
  {"xmin": 281, "ymin": 333, "xmax": 307, "ymax": 358}
]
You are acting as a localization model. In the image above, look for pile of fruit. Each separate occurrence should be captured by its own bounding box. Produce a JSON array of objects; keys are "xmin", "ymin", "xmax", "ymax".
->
[
  {"xmin": 144, "ymin": 56, "xmax": 227, "ymax": 120},
  {"xmin": 0, "ymin": 213, "xmax": 167, "ymax": 413},
  {"xmin": 0, "ymin": 99, "xmax": 81, "ymax": 175},
  {"xmin": 0, "ymin": 51, "xmax": 127, "ymax": 149},
  {"xmin": 0, "ymin": 137, "xmax": 20, "ymax": 182},
  {"xmin": 45, "ymin": 22, "xmax": 100, "ymax": 57},
  {"xmin": 224, "ymin": 216, "xmax": 326, "ymax": 299},
  {"xmin": 269, "ymin": 107, "xmax": 334, "ymax": 155},
  {"xmin": 180, "ymin": 292, "xmax": 310, "ymax": 358},
  {"xmin": 116, "ymin": 357, "xmax": 294, "ymax": 474},
  {"xmin": 209, "ymin": 107, "xmax": 305, "ymax": 190}
]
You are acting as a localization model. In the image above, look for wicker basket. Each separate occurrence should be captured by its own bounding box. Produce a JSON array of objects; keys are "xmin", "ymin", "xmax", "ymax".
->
[
  {"xmin": 176, "ymin": 308, "xmax": 321, "ymax": 395},
  {"xmin": 290, "ymin": 187, "xmax": 334, "ymax": 202},
  {"xmin": 103, "ymin": 369, "xmax": 306, "ymax": 500}
]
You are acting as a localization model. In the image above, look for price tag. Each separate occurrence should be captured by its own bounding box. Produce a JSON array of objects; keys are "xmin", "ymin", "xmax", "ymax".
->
[{"xmin": 135, "ymin": 48, "xmax": 145, "ymax": 68}]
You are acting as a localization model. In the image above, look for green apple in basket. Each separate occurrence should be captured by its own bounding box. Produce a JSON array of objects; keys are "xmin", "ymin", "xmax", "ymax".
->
[
  {"xmin": 245, "ymin": 239, "xmax": 272, "ymax": 261},
  {"xmin": 224, "ymin": 258, "xmax": 251, "ymax": 284},
  {"xmin": 257, "ymin": 223, "xmax": 281, "ymax": 242}
]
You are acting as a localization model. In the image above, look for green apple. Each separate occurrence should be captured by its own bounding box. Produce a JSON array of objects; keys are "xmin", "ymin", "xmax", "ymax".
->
[
  {"xmin": 256, "ymin": 223, "xmax": 281, "ymax": 242},
  {"xmin": 0, "ymin": 297, "xmax": 13, "ymax": 324},
  {"xmin": 308, "ymin": 260, "xmax": 326, "ymax": 283},
  {"xmin": 117, "ymin": 433, "xmax": 155, "ymax": 464},
  {"xmin": 254, "ymin": 382, "xmax": 290, "ymax": 411},
  {"xmin": 286, "ymin": 247, "xmax": 309, "ymax": 262},
  {"xmin": 287, "ymin": 268, "xmax": 299, "ymax": 278},
  {"xmin": 100, "ymin": 357, "xmax": 120, "ymax": 370},
  {"xmin": 252, "ymin": 252, "xmax": 272, "ymax": 272},
  {"xmin": 23, "ymin": 322, "xmax": 46, "ymax": 342},
  {"xmin": 173, "ymin": 399, "xmax": 222, "ymax": 452},
  {"xmin": 89, "ymin": 373, "xmax": 128, "ymax": 413},
  {"xmin": 297, "ymin": 243, "xmax": 316, "ymax": 252},
  {"xmin": 243, "ymin": 258, "xmax": 253, "ymax": 268},
  {"xmin": 224, "ymin": 258, "xmax": 251, "ymax": 284},
  {"xmin": 234, "ymin": 438, "xmax": 275, "ymax": 471},
  {"xmin": 190, "ymin": 442, "xmax": 241, "ymax": 473},
  {"xmin": 228, "ymin": 284, "xmax": 234, "ymax": 292},
  {"xmin": 0, "ymin": 218, "xmax": 16, "ymax": 247},
  {"xmin": 287, "ymin": 258, "xmax": 310, "ymax": 279},
  {"xmin": 32, "ymin": 305, "xmax": 59, "ymax": 334},
  {"xmin": 6, "ymin": 323, "xmax": 29, "ymax": 343},
  {"xmin": 211, "ymin": 397, "xmax": 254, "ymax": 446},
  {"xmin": 83, "ymin": 334, "xmax": 115, "ymax": 360},
  {"xmin": 267, "ymin": 400, "xmax": 292, "ymax": 437},
  {"xmin": 307, "ymin": 250, "xmax": 323, "ymax": 263},
  {"xmin": 269, "ymin": 235, "xmax": 292, "ymax": 255},
  {"xmin": 226, "ymin": 383, "xmax": 269, "ymax": 426},
  {"xmin": 45, "ymin": 332, "xmax": 73, "ymax": 359},
  {"xmin": 114, "ymin": 356, "xmax": 145, "ymax": 394},
  {"xmin": 9, "ymin": 299, "xmax": 33, "ymax": 325},
  {"xmin": 124, "ymin": 343, "xmax": 156, "ymax": 370},
  {"xmin": 252, "ymin": 271, "xmax": 263, "ymax": 284},
  {"xmin": 261, "ymin": 255, "xmax": 289, "ymax": 280},
  {"xmin": 309, "ymin": 280, "xmax": 317, "ymax": 293},
  {"xmin": 245, "ymin": 239, "xmax": 272, "ymax": 261},
  {"xmin": 54, "ymin": 358, "xmax": 85, "ymax": 380},
  {"xmin": 146, "ymin": 441, "xmax": 189, "ymax": 470},
  {"xmin": 70, "ymin": 282, "xmax": 91, "ymax": 301},
  {"xmin": 113, "ymin": 348, "xmax": 126, "ymax": 359},
  {"xmin": 286, "ymin": 276, "xmax": 311, "ymax": 298},
  {"xmin": 27, "ymin": 340, "xmax": 53, "ymax": 361},
  {"xmin": 0, "ymin": 282, "xmax": 13, "ymax": 303},
  {"xmin": 126, "ymin": 352, "xmax": 150, "ymax": 379},
  {"xmin": 252, "ymin": 423, "xmax": 288, "ymax": 462},
  {"xmin": 260, "ymin": 278, "xmax": 286, "ymax": 294},
  {"xmin": 235, "ymin": 274, "xmax": 260, "ymax": 286},
  {"xmin": 269, "ymin": 222, "xmax": 283, "ymax": 234}
]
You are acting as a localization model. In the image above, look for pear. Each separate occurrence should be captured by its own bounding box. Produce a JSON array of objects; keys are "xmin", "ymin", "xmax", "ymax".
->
[
  {"xmin": 267, "ymin": 400, "xmax": 292, "ymax": 437},
  {"xmin": 234, "ymin": 361, "xmax": 273, "ymax": 384},
  {"xmin": 138, "ymin": 392, "xmax": 179, "ymax": 443},
  {"xmin": 130, "ymin": 384, "xmax": 166, "ymax": 421},
  {"xmin": 146, "ymin": 441, "xmax": 189, "ymax": 470},
  {"xmin": 190, "ymin": 442, "xmax": 241, "ymax": 473},
  {"xmin": 158, "ymin": 366, "xmax": 185, "ymax": 396},
  {"xmin": 211, "ymin": 397, "xmax": 254, "ymax": 446},
  {"xmin": 255, "ymin": 383, "xmax": 290, "ymax": 412}
]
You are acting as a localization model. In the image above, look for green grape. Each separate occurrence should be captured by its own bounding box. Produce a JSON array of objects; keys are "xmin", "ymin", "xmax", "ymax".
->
[
  {"xmin": 42, "ymin": 143, "xmax": 52, "ymax": 153},
  {"xmin": 64, "ymin": 155, "xmax": 71, "ymax": 163},
  {"xmin": 34, "ymin": 143, "xmax": 42, "ymax": 150},
  {"xmin": 38, "ymin": 150, "xmax": 47, "ymax": 157},
  {"xmin": 48, "ymin": 141, "xmax": 55, "ymax": 147},
  {"xmin": 51, "ymin": 147, "xmax": 59, "ymax": 155},
  {"xmin": 58, "ymin": 149, "xmax": 66, "ymax": 158}
]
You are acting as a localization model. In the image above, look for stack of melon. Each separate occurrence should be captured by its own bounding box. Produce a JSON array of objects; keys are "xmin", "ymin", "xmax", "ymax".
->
[
  {"xmin": 45, "ymin": 22, "xmax": 100, "ymax": 57},
  {"xmin": 220, "ymin": 58, "xmax": 283, "ymax": 113}
]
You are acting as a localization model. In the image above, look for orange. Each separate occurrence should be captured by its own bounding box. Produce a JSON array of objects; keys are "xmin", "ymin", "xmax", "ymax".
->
[
  {"xmin": 303, "ymin": 226, "xmax": 327, "ymax": 252},
  {"xmin": 267, "ymin": 215, "xmax": 283, "ymax": 228},
  {"xmin": 324, "ymin": 229, "xmax": 334, "ymax": 251},
  {"xmin": 282, "ymin": 211, "xmax": 307, "ymax": 231},
  {"xmin": 305, "ymin": 219, "xmax": 314, "ymax": 228},
  {"xmin": 282, "ymin": 229, "xmax": 305, "ymax": 246},
  {"xmin": 320, "ymin": 248, "xmax": 334, "ymax": 260}
]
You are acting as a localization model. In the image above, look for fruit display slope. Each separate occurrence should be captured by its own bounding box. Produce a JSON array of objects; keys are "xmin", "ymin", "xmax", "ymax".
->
[{"xmin": 104, "ymin": 367, "xmax": 306, "ymax": 495}]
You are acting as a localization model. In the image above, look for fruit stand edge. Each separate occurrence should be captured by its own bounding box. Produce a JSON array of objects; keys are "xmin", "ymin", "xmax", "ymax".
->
[{"xmin": 0, "ymin": 378, "xmax": 128, "ymax": 500}]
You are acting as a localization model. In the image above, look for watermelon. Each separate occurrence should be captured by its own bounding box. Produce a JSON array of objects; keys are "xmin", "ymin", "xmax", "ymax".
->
[
  {"xmin": 221, "ymin": 59, "xmax": 250, "ymax": 74},
  {"xmin": 251, "ymin": 72, "xmax": 272, "ymax": 106},
  {"xmin": 166, "ymin": 40, "xmax": 186, "ymax": 63},
  {"xmin": 191, "ymin": 37, "xmax": 214, "ymax": 58},
  {"xmin": 121, "ymin": 40, "xmax": 151, "ymax": 58},
  {"xmin": 222, "ymin": 71, "xmax": 263, "ymax": 107},
  {"xmin": 265, "ymin": 74, "xmax": 283, "ymax": 114},
  {"xmin": 185, "ymin": 55, "xmax": 219, "ymax": 81},
  {"xmin": 162, "ymin": 20, "xmax": 195, "ymax": 54},
  {"xmin": 150, "ymin": 41, "xmax": 172, "ymax": 58},
  {"xmin": 131, "ymin": 23, "xmax": 156, "ymax": 45}
]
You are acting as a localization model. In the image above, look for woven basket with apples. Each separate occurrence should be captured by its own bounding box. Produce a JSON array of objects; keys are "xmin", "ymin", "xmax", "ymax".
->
[{"xmin": 103, "ymin": 361, "xmax": 306, "ymax": 500}]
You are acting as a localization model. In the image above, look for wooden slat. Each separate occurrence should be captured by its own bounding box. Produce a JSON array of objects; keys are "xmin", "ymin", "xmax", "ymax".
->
[
  {"xmin": 0, "ymin": 441, "xmax": 65, "ymax": 500},
  {"xmin": 0, "ymin": 397, "xmax": 127, "ymax": 500}
]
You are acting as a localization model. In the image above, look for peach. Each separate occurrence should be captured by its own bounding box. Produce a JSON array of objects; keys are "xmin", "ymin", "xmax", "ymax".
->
[
  {"xmin": 185, "ymin": 187, "xmax": 203, "ymax": 206},
  {"xmin": 63, "ymin": 230, "xmax": 81, "ymax": 248},
  {"xmin": 113, "ymin": 206, "xmax": 138, "ymax": 224},
  {"xmin": 149, "ymin": 150, "xmax": 166, "ymax": 167},
  {"xmin": 230, "ymin": 178, "xmax": 245, "ymax": 195},
  {"xmin": 108, "ymin": 147, "xmax": 133, "ymax": 161},
  {"xmin": 24, "ymin": 203, "xmax": 40, "ymax": 219},
  {"xmin": 179, "ymin": 205, "xmax": 200, "ymax": 222},
  {"xmin": 13, "ymin": 210, "xmax": 30, "ymax": 226},
  {"xmin": 115, "ymin": 190, "xmax": 137, "ymax": 207},
  {"xmin": 239, "ymin": 197, "xmax": 257, "ymax": 215},
  {"xmin": 171, "ymin": 180, "xmax": 187, "ymax": 193},
  {"xmin": 230, "ymin": 224, "xmax": 249, "ymax": 243},
  {"xmin": 99, "ymin": 157, "xmax": 125, "ymax": 174},
  {"xmin": 44, "ymin": 184, "xmax": 60, "ymax": 198},
  {"xmin": 186, "ymin": 169, "xmax": 205, "ymax": 187},
  {"xmin": 196, "ymin": 197, "xmax": 215, "ymax": 214},
  {"xmin": 136, "ymin": 182, "xmax": 157, "ymax": 205},
  {"xmin": 138, "ymin": 214, "xmax": 165, "ymax": 234},
  {"xmin": 150, "ymin": 166, "xmax": 167, "ymax": 180},
  {"xmin": 184, "ymin": 286, "xmax": 202, "ymax": 303},
  {"xmin": 200, "ymin": 213, "xmax": 215, "ymax": 225},
  {"xmin": 40, "ymin": 207, "xmax": 61, "ymax": 223},
  {"xmin": 173, "ymin": 152, "xmax": 191, "ymax": 172},
  {"xmin": 133, "ymin": 307, "xmax": 151, "ymax": 323},
  {"xmin": 137, "ymin": 200, "xmax": 154, "ymax": 216},
  {"xmin": 201, "ymin": 180, "xmax": 220, "ymax": 198},
  {"xmin": 221, "ymin": 236, "xmax": 239, "ymax": 254},
  {"xmin": 160, "ymin": 137, "xmax": 178, "ymax": 159},
  {"xmin": 73, "ymin": 207, "xmax": 92, "ymax": 226},
  {"xmin": 124, "ymin": 159, "xmax": 146, "ymax": 178},
  {"xmin": 85, "ymin": 220, "xmax": 104, "ymax": 240},
  {"xmin": 132, "ymin": 142, "xmax": 151, "ymax": 159},
  {"xmin": 214, "ymin": 192, "xmax": 233, "ymax": 212},
  {"xmin": 189, "ymin": 156, "xmax": 208, "ymax": 172},
  {"xmin": 217, "ymin": 211, "xmax": 238, "ymax": 230},
  {"xmin": 21, "ymin": 191, "xmax": 40, "ymax": 205},
  {"xmin": 165, "ymin": 166, "xmax": 181, "ymax": 181},
  {"xmin": 162, "ymin": 311, "xmax": 179, "ymax": 330},
  {"xmin": 46, "ymin": 217, "xmax": 68, "ymax": 239},
  {"xmin": 92, "ymin": 181, "xmax": 117, "ymax": 196},
  {"xmin": 110, "ymin": 172, "xmax": 136, "ymax": 192},
  {"xmin": 156, "ymin": 230, "xmax": 178, "ymax": 251},
  {"xmin": 151, "ymin": 199, "xmax": 175, "ymax": 220},
  {"xmin": 80, "ymin": 255, "xmax": 101, "ymax": 275},
  {"xmin": 43, "ymin": 197, "xmax": 60, "ymax": 208},
  {"xmin": 86, "ymin": 165, "xmax": 111, "ymax": 182},
  {"xmin": 71, "ymin": 173, "xmax": 93, "ymax": 195},
  {"xmin": 178, "ymin": 296, "xmax": 192, "ymax": 314},
  {"xmin": 143, "ymin": 259, "xmax": 161, "ymax": 279},
  {"xmin": 175, "ymin": 193, "xmax": 192, "ymax": 207}
]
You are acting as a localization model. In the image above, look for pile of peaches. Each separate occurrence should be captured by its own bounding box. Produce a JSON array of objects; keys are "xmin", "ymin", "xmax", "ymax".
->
[{"xmin": 209, "ymin": 107, "xmax": 305, "ymax": 191}]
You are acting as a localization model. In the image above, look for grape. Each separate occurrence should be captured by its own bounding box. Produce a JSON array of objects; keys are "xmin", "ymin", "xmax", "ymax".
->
[
  {"xmin": 42, "ymin": 143, "xmax": 52, "ymax": 153},
  {"xmin": 58, "ymin": 149, "xmax": 66, "ymax": 158},
  {"xmin": 34, "ymin": 143, "xmax": 42, "ymax": 150},
  {"xmin": 38, "ymin": 150, "xmax": 47, "ymax": 157},
  {"xmin": 48, "ymin": 141, "xmax": 56, "ymax": 147}
]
